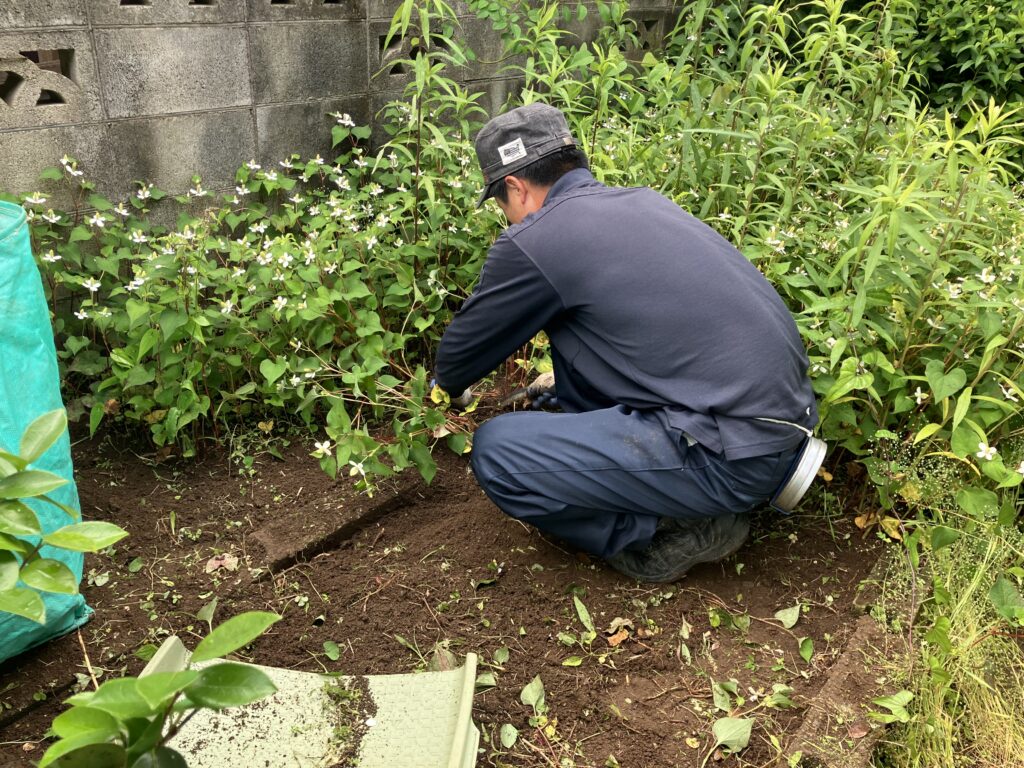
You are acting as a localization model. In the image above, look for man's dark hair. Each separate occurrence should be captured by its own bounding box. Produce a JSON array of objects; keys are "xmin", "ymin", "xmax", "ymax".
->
[{"xmin": 493, "ymin": 146, "xmax": 589, "ymax": 203}]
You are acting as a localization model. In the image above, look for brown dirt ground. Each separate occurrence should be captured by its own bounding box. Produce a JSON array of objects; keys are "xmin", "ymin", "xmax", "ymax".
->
[{"xmin": 0, "ymin": 429, "xmax": 884, "ymax": 768}]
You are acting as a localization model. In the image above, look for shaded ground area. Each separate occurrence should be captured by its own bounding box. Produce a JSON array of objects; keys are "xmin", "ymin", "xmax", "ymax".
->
[{"xmin": 0, "ymin": 433, "xmax": 888, "ymax": 767}]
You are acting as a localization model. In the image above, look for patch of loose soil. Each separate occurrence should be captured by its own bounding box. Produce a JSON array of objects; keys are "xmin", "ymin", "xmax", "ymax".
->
[{"xmin": 0, "ymin": 432, "xmax": 883, "ymax": 768}]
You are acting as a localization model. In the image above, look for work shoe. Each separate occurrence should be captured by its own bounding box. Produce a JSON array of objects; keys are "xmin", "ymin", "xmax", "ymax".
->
[{"xmin": 605, "ymin": 513, "xmax": 750, "ymax": 583}]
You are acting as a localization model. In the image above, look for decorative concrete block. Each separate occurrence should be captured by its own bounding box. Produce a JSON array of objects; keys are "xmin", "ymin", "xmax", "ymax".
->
[
  {"xmin": 625, "ymin": 8, "xmax": 678, "ymax": 59},
  {"xmin": 369, "ymin": 17, "xmax": 471, "ymax": 94},
  {"xmin": 246, "ymin": 0, "xmax": 366, "ymax": 23},
  {"xmin": 86, "ymin": 0, "xmax": 245, "ymax": 27},
  {"xmin": 0, "ymin": 0, "xmax": 88, "ymax": 30},
  {"xmin": 249, "ymin": 21, "xmax": 368, "ymax": 104},
  {"xmin": 256, "ymin": 94, "xmax": 369, "ymax": 165},
  {"xmin": 94, "ymin": 26, "xmax": 251, "ymax": 118},
  {"xmin": 368, "ymin": 0, "xmax": 468, "ymax": 21},
  {"xmin": 0, "ymin": 30, "xmax": 103, "ymax": 129},
  {"xmin": 0, "ymin": 122, "xmax": 105, "ymax": 205}
]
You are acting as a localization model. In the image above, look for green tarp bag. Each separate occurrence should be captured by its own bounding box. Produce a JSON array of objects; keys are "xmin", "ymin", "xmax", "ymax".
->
[{"xmin": 0, "ymin": 200, "xmax": 89, "ymax": 664}]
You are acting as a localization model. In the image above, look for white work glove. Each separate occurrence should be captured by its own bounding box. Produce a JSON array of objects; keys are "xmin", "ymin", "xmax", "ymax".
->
[
  {"xmin": 525, "ymin": 371, "xmax": 558, "ymax": 410},
  {"xmin": 449, "ymin": 387, "xmax": 474, "ymax": 410}
]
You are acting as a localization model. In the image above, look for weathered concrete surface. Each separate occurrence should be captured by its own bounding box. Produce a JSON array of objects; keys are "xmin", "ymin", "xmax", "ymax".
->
[
  {"xmin": 249, "ymin": 21, "xmax": 368, "ymax": 104},
  {"xmin": 87, "ymin": 0, "xmax": 246, "ymax": 27},
  {"xmin": 95, "ymin": 26, "xmax": 252, "ymax": 117},
  {"xmin": 246, "ymin": 0, "xmax": 367, "ymax": 23},
  {"xmin": 256, "ymin": 94, "xmax": 370, "ymax": 165},
  {"xmin": 0, "ymin": 30, "xmax": 103, "ymax": 129},
  {"xmin": 0, "ymin": 0, "xmax": 87, "ymax": 30}
]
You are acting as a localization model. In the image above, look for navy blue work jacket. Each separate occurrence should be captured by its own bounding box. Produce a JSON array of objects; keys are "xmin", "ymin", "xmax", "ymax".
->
[{"xmin": 435, "ymin": 168, "xmax": 818, "ymax": 460}]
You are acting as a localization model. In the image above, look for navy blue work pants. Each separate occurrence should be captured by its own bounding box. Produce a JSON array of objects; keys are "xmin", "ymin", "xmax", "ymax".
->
[{"xmin": 470, "ymin": 405, "xmax": 798, "ymax": 559}]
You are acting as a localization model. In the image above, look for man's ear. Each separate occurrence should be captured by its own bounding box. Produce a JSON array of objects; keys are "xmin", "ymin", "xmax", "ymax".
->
[{"xmin": 504, "ymin": 175, "xmax": 527, "ymax": 203}]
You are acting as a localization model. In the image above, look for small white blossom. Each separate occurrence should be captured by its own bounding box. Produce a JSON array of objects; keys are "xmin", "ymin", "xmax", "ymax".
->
[
  {"xmin": 250, "ymin": 222, "xmax": 268, "ymax": 234},
  {"xmin": 232, "ymin": 267, "xmax": 245, "ymax": 278},
  {"xmin": 41, "ymin": 250, "xmax": 61, "ymax": 263},
  {"xmin": 95, "ymin": 306, "xmax": 111, "ymax": 318},
  {"xmin": 278, "ymin": 252, "xmax": 294, "ymax": 268},
  {"xmin": 324, "ymin": 263, "xmax": 338, "ymax": 275},
  {"xmin": 289, "ymin": 194, "xmax": 304, "ymax": 205},
  {"xmin": 290, "ymin": 375, "xmax": 302, "ymax": 386},
  {"xmin": 1000, "ymin": 384, "xmax": 1019, "ymax": 403},
  {"xmin": 87, "ymin": 213, "xmax": 107, "ymax": 228},
  {"xmin": 24, "ymin": 192, "xmax": 47, "ymax": 205},
  {"xmin": 221, "ymin": 300, "xmax": 235, "ymax": 314},
  {"xmin": 1017, "ymin": 460, "xmax": 1024, "ymax": 476},
  {"xmin": 366, "ymin": 236, "xmax": 377, "ymax": 250},
  {"xmin": 263, "ymin": 171, "xmax": 279, "ymax": 183},
  {"xmin": 40, "ymin": 210, "xmax": 61, "ymax": 224},
  {"xmin": 272, "ymin": 295, "xmax": 287, "ymax": 311},
  {"xmin": 354, "ymin": 158, "xmax": 368, "ymax": 168},
  {"xmin": 313, "ymin": 440, "xmax": 333, "ymax": 458},
  {"xmin": 235, "ymin": 185, "xmax": 251, "ymax": 197},
  {"xmin": 183, "ymin": 265, "xmax": 197, "ymax": 276},
  {"xmin": 312, "ymin": 154, "xmax": 325, "ymax": 166},
  {"xmin": 279, "ymin": 159, "xmax": 295, "ymax": 170},
  {"xmin": 246, "ymin": 160, "xmax": 262, "ymax": 171},
  {"xmin": 136, "ymin": 184, "xmax": 153, "ymax": 201},
  {"xmin": 978, "ymin": 267, "xmax": 996, "ymax": 284},
  {"xmin": 127, "ymin": 276, "xmax": 146, "ymax": 291},
  {"xmin": 976, "ymin": 443, "xmax": 997, "ymax": 461},
  {"xmin": 74, "ymin": 308, "xmax": 88, "ymax": 320},
  {"xmin": 81, "ymin": 277, "xmax": 101, "ymax": 293},
  {"xmin": 130, "ymin": 230, "xmax": 149, "ymax": 244},
  {"xmin": 914, "ymin": 387, "xmax": 927, "ymax": 405}
]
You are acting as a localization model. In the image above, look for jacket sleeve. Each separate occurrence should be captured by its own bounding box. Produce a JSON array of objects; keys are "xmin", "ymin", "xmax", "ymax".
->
[{"xmin": 434, "ymin": 235, "xmax": 562, "ymax": 395}]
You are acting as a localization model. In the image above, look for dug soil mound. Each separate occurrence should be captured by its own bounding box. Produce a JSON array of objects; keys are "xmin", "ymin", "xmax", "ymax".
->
[{"xmin": 0, "ymin": 433, "xmax": 884, "ymax": 767}]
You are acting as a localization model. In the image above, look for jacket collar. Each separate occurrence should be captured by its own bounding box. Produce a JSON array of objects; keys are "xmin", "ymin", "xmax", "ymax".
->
[{"xmin": 542, "ymin": 168, "xmax": 601, "ymax": 208}]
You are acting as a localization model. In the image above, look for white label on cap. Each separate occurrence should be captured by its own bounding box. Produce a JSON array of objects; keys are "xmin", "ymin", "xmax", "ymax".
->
[{"xmin": 498, "ymin": 137, "xmax": 527, "ymax": 166}]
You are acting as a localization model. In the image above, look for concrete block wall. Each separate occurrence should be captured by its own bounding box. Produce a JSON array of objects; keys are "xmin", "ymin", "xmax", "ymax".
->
[{"xmin": 0, "ymin": 0, "xmax": 682, "ymax": 202}]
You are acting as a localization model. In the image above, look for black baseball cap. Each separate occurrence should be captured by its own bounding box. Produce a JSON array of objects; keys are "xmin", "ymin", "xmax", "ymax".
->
[{"xmin": 474, "ymin": 102, "xmax": 578, "ymax": 207}]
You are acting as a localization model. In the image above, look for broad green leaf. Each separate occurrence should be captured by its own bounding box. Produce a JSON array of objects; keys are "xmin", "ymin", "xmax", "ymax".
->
[
  {"xmin": 0, "ymin": 531, "xmax": 30, "ymax": 554},
  {"xmin": 989, "ymin": 576, "xmax": 1024, "ymax": 623},
  {"xmin": 774, "ymin": 603, "xmax": 801, "ymax": 629},
  {"xmin": 0, "ymin": 470, "xmax": 67, "ymax": 500},
  {"xmin": 68, "ymin": 678, "xmax": 153, "ymax": 720},
  {"xmin": 190, "ymin": 611, "xmax": 281, "ymax": 663},
  {"xmin": 799, "ymin": 637, "xmax": 814, "ymax": 663},
  {"xmin": 196, "ymin": 596, "xmax": 218, "ymax": 628},
  {"xmin": 0, "ymin": 586, "xmax": 46, "ymax": 622},
  {"xmin": 573, "ymin": 595, "xmax": 595, "ymax": 634},
  {"xmin": 562, "ymin": 655, "xmax": 584, "ymax": 667},
  {"xmin": 259, "ymin": 359, "xmax": 287, "ymax": 384},
  {"xmin": 185, "ymin": 662, "xmax": 277, "ymax": 709},
  {"xmin": 21, "ymin": 558, "xmax": 79, "ymax": 594},
  {"xmin": 39, "ymin": 738, "xmax": 125, "ymax": 768},
  {"xmin": 475, "ymin": 671, "xmax": 497, "ymax": 689},
  {"xmin": 951, "ymin": 387, "xmax": 972, "ymax": 433},
  {"xmin": 871, "ymin": 690, "xmax": 913, "ymax": 723},
  {"xmin": 519, "ymin": 674, "xmax": 546, "ymax": 714},
  {"xmin": 19, "ymin": 410, "xmax": 68, "ymax": 463},
  {"xmin": 930, "ymin": 526, "xmax": 960, "ymax": 552},
  {"xmin": 131, "ymin": 747, "xmax": 188, "ymax": 768},
  {"xmin": 493, "ymin": 647, "xmax": 510, "ymax": 665},
  {"xmin": 924, "ymin": 359, "xmax": 966, "ymax": 402},
  {"xmin": 44, "ymin": 522, "xmax": 128, "ymax": 552},
  {"xmin": 0, "ymin": 499, "xmax": 41, "ymax": 535},
  {"xmin": 711, "ymin": 717, "xmax": 752, "ymax": 753},
  {"xmin": 323, "ymin": 640, "xmax": 340, "ymax": 661},
  {"xmin": 955, "ymin": 486, "xmax": 998, "ymax": 518},
  {"xmin": 0, "ymin": 551, "xmax": 19, "ymax": 591},
  {"xmin": 912, "ymin": 423, "xmax": 942, "ymax": 445},
  {"xmin": 135, "ymin": 671, "xmax": 198, "ymax": 710},
  {"xmin": 500, "ymin": 723, "xmax": 519, "ymax": 749},
  {"xmin": 51, "ymin": 706, "xmax": 121, "ymax": 740},
  {"xmin": 0, "ymin": 450, "xmax": 28, "ymax": 473}
]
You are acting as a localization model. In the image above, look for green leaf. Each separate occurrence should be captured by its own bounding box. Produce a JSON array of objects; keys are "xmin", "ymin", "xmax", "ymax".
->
[
  {"xmin": 39, "ymin": 739, "xmax": 126, "ymax": 768},
  {"xmin": 185, "ymin": 662, "xmax": 277, "ymax": 709},
  {"xmin": 131, "ymin": 747, "xmax": 188, "ymax": 768},
  {"xmin": 951, "ymin": 387, "xmax": 973, "ymax": 433},
  {"xmin": 19, "ymin": 410, "xmax": 68, "ymax": 463},
  {"xmin": 774, "ymin": 603, "xmax": 801, "ymax": 629},
  {"xmin": 136, "ymin": 671, "xmax": 199, "ymax": 709},
  {"xmin": 68, "ymin": 679, "xmax": 153, "ymax": 720},
  {"xmin": 475, "ymin": 671, "xmax": 497, "ymax": 688},
  {"xmin": 0, "ymin": 499, "xmax": 41, "ymax": 535},
  {"xmin": 519, "ymin": 674, "xmax": 546, "ymax": 715},
  {"xmin": 955, "ymin": 486, "xmax": 998, "ymax": 518},
  {"xmin": 562, "ymin": 655, "xmax": 584, "ymax": 666},
  {"xmin": 158, "ymin": 310, "xmax": 188, "ymax": 342},
  {"xmin": 21, "ymin": 558, "xmax": 79, "ymax": 594},
  {"xmin": 51, "ymin": 706, "xmax": 122, "ymax": 740},
  {"xmin": 0, "ymin": 586, "xmax": 46, "ymax": 622},
  {"xmin": 0, "ymin": 551, "xmax": 19, "ymax": 591},
  {"xmin": 930, "ymin": 526, "xmax": 960, "ymax": 552},
  {"xmin": 190, "ymin": 611, "xmax": 281, "ymax": 663},
  {"xmin": 0, "ymin": 531, "xmax": 30, "ymax": 555},
  {"xmin": 196, "ymin": 596, "xmax": 217, "ymax": 627},
  {"xmin": 799, "ymin": 637, "xmax": 814, "ymax": 663},
  {"xmin": 44, "ymin": 522, "xmax": 128, "ymax": 552},
  {"xmin": 500, "ymin": 723, "xmax": 519, "ymax": 748},
  {"xmin": 989, "ymin": 576, "xmax": 1024, "ymax": 623},
  {"xmin": 573, "ymin": 595, "xmax": 595, "ymax": 634},
  {"xmin": 259, "ymin": 359, "xmax": 287, "ymax": 384},
  {"xmin": 323, "ymin": 640, "xmax": 340, "ymax": 661},
  {"xmin": 924, "ymin": 359, "xmax": 967, "ymax": 402},
  {"xmin": 68, "ymin": 225, "xmax": 93, "ymax": 243},
  {"xmin": 870, "ymin": 690, "xmax": 913, "ymax": 723},
  {"xmin": 493, "ymin": 646, "xmax": 510, "ymax": 665},
  {"xmin": 711, "ymin": 717, "xmax": 752, "ymax": 753},
  {"xmin": 0, "ymin": 469, "xmax": 67, "ymax": 500}
]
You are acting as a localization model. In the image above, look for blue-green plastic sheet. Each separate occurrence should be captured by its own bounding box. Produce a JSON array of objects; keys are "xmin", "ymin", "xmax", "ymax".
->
[{"xmin": 0, "ymin": 200, "xmax": 89, "ymax": 665}]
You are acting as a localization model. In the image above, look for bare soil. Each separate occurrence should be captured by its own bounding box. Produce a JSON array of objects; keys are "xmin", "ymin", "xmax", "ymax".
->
[{"xmin": 0, "ymin": 430, "xmax": 883, "ymax": 768}]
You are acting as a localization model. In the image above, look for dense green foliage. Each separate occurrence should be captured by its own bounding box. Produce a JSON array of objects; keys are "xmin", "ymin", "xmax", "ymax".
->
[{"xmin": 3, "ymin": 1, "xmax": 1024, "ymax": 762}]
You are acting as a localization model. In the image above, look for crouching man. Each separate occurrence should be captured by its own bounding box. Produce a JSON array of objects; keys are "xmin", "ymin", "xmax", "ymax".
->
[{"xmin": 433, "ymin": 103, "xmax": 818, "ymax": 582}]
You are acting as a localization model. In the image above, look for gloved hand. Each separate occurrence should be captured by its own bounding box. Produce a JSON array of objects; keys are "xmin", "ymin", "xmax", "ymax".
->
[
  {"xmin": 430, "ymin": 378, "xmax": 474, "ymax": 411},
  {"xmin": 525, "ymin": 371, "xmax": 558, "ymax": 410}
]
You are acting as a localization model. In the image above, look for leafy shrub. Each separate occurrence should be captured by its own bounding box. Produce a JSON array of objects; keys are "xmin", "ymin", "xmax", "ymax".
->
[{"xmin": 0, "ymin": 409, "xmax": 127, "ymax": 623}]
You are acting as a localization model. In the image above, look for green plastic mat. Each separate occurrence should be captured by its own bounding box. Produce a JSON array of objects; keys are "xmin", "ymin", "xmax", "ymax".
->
[{"xmin": 0, "ymin": 200, "xmax": 88, "ymax": 664}]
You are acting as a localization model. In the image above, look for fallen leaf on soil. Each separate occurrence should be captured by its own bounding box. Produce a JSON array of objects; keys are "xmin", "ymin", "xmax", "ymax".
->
[
  {"xmin": 204, "ymin": 553, "xmax": 239, "ymax": 573},
  {"xmin": 880, "ymin": 516, "xmax": 903, "ymax": 540},
  {"xmin": 816, "ymin": 467, "xmax": 833, "ymax": 482},
  {"xmin": 605, "ymin": 616, "xmax": 634, "ymax": 634},
  {"xmin": 606, "ymin": 628, "xmax": 630, "ymax": 647},
  {"xmin": 854, "ymin": 509, "xmax": 880, "ymax": 530},
  {"xmin": 21, "ymin": 744, "xmax": 36, "ymax": 752},
  {"xmin": 685, "ymin": 737, "xmax": 700, "ymax": 749},
  {"xmin": 848, "ymin": 722, "xmax": 870, "ymax": 739}
]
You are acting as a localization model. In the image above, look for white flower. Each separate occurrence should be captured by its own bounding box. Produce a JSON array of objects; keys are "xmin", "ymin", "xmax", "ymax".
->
[
  {"xmin": 313, "ymin": 440, "xmax": 333, "ymax": 458},
  {"xmin": 160, "ymin": 246, "xmax": 175, "ymax": 256},
  {"xmin": 183, "ymin": 265, "xmax": 197, "ymax": 276},
  {"xmin": 235, "ymin": 185, "xmax": 251, "ymax": 197},
  {"xmin": 290, "ymin": 375, "xmax": 302, "ymax": 386},
  {"xmin": 308, "ymin": 205, "xmax": 320, "ymax": 216},
  {"xmin": 87, "ymin": 212, "xmax": 107, "ymax": 228},
  {"xmin": 304, "ymin": 251, "xmax": 316, "ymax": 266},
  {"xmin": 354, "ymin": 158, "xmax": 368, "ymax": 168},
  {"xmin": 369, "ymin": 183, "xmax": 383, "ymax": 197},
  {"xmin": 312, "ymin": 154, "xmax": 325, "ymax": 166},
  {"xmin": 136, "ymin": 184, "xmax": 153, "ymax": 200},
  {"xmin": 221, "ymin": 300, "xmax": 235, "ymax": 314},
  {"xmin": 130, "ymin": 230, "xmax": 149, "ymax": 244},
  {"xmin": 976, "ymin": 443, "xmax": 997, "ymax": 461},
  {"xmin": 250, "ymin": 222, "xmax": 267, "ymax": 234},
  {"xmin": 246, "ymin": 160, "xmax": 262, "ymax": 171},
  {"xmin": 366, "ymin": 236, "xmax": 377, "ymax": 250},
  {"xmin": 24, "ymin": 192, "xmax": 47, "ymax": 205},
  {"xmin": 81, "ymin": 277, "xmax": 101, "ymax": 293},
  {"xmin": 324, "ymin": 263, "xmax": 338, "ymax": 275},
  {"xmin": 279, "ymin": 159, "xmax": 295, "ymax": 170},
  {"xmin": 1017, "ymin": 460, "xmax": 1024, "ymax": 476},
  {"xmin": 181, "ymin": 227, "xmax": 195, "ymax": 241},
  {"xmin": 811, "ymin": 363, "xmax": 828, "ymax": 375},
  {"xmin": 334, "ymin": 176, "xmax": 351, "ymax": 191},
  {"xmin": 278, "ymin": 252, "xmax": 294, "ymax": 268},
  {"xmin": 188, "ymin": 183, "xmax": 206, "ymax": 198},
  {"xmin": 41, "ymin": 210, "xmax": 61, "ymax": 224},
  {"xmin": 289, "ymin": 194, "xmax": 304, "ymax": 205},
  {"xmin": 74, "ymin": 308, "xmax": 88, "ymax": 320},
  {"xmin": 335, "ymin": 112, "xmax": 356, "ymax": 127},
  {"xmin": 348, "ymin": 460, "xmax": 366, "ymax": 478},
  {"xmin": 263, "ymin": 171, "xmax": 278, "ymax": 182},
  {"xmin": 248, "ymin": 285, "xmax": 257, "ymax": 294},
  {"xmin": 825, "ymin": 337, "xmax": 837, "ymax": 349},
  {"xmin": 95, "ymin": 306, "xmax": 111, "ymax": 318},
  {"xmin": 232, "ymin": 267, "xmax": 245, "ymax": 278},
  {"xmin": 914, "ymin": 387, "xmax": 927, "ymax": 405},
  {"xmin": 978, "ymin": 267, "xmax": 996, "ymax": 284},
  {"xmin": 272, "ymin": 296, "xmax": 287, "ymax": 311},
  {"xmin": 41, "ymin": 250, "xmax": 61, "ymax": 263},
  {"xmin": 127, "ymin": 276, "xmax": 146, "ymax": 291}
]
